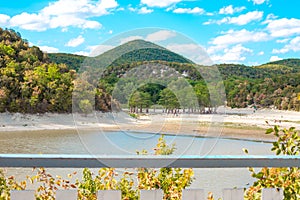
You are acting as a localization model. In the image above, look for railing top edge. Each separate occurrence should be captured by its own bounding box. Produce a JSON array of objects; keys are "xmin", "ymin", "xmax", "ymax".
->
[{"xmin": 0, "ymin": 154, "xmax": 300, "ymax": 159}]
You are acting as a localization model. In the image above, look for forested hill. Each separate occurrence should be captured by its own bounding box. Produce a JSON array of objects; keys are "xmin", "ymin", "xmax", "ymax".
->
[
  {"xmin": 48, "ymin": 39, "xmax": 192, "ymax": 71},
  {"xmin": 47, "ymin": 53, "xmax": 86, "ymax": 72},
  {"xmin": 0, "ymin": 27, "xmax": 299, "ymax": 113}
]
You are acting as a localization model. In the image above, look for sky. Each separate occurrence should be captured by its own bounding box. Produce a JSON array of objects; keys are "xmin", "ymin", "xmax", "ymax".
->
[{"xmin": 0, "ymin": 0, "xmax": 299, "ymax": 65}]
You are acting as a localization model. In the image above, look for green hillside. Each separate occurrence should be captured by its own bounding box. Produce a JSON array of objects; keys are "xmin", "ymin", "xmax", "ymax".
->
[
  {"xmin": 48, "ymin": 40, "xmax": 192, "ymax": 71},
  {"xmin": 0, "ymin": 28, "xmax": 299, "ymax": 113},
  {"xmin": 99, "ymin": 39, "xmax": 193, "ymax": 66},
  {"xmin": 48, "ymin": 53, "xmax": 86, "ymax": 71}
]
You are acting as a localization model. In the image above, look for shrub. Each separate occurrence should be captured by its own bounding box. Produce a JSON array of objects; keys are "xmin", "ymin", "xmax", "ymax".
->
[{"xmin": 245, "ymin": 126, "xmax": 300, "ymax": 200}]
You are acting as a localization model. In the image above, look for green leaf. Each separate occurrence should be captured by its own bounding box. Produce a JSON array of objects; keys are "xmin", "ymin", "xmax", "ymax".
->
[{"xmin": 266, "ymin": 128, "xmax": 273, "ymax": 134}]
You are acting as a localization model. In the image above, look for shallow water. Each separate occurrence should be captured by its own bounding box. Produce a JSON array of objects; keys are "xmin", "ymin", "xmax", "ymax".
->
[{"xmin": 1, "ymin": 130, "xmax": 273, "ymax": 198}]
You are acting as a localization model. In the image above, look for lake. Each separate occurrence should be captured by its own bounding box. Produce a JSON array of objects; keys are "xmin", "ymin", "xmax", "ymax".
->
[{"xmin": 0, "ymin": 130, "xmax": 273, "ymax": 198}]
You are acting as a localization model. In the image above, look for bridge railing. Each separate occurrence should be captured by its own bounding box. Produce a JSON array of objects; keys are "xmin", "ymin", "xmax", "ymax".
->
[{"xmin": 2, "ymin": 154, "xmax": 299, "ymax": 200}]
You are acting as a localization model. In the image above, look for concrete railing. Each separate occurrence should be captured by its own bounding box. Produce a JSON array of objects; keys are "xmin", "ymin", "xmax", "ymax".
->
[{"xmin": 2, "ymin": 154, "xmax": 299, "ymax": 200}]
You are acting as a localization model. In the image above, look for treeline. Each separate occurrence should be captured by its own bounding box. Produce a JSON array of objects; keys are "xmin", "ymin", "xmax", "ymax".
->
[
  {"xmin": 0, "ymin": 28, "xmax": 299, "ymax": 114},
  {"xmin": 0, "ymin": 28, "xmax": 113, "ymax": 113}
]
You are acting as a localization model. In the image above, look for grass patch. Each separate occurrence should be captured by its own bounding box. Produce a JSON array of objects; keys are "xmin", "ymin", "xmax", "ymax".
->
[{"xmin": 198, "ymin": 121, "xmax": 264, "ymax": 131}]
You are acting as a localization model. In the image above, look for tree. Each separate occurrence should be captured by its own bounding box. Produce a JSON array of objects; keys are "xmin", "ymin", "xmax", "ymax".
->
[
  {"xmin": 79, "ymin": 99, "xmax": 93, "ymax": 116},
  {"xmin": 158, "ymin": 88, "xmax": 180, "ymax": 113}
]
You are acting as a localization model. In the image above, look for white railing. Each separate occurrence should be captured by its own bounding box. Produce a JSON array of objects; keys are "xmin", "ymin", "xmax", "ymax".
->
[
  {"xmin": 2, "ymin": 154, "xmax": 299, "ymax": 200},
  {"xmin": 10, "ymin": 188, "xmax": 284, "ymax": 200}
]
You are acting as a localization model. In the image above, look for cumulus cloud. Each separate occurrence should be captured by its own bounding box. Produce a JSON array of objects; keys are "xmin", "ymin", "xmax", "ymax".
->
[
  {"xmin": 211, "ymin": 29, "xmax": 268, "ymax": 46},
  {"xmin": 73, "ymin": 51, "xmax": 90, "ymax": 56},
  {"xmin": 250, "ymin": 0, "xmax": 266, "ymax": 5},
  {"xmin": 266, "ymin": 18, "xmax": 300, "ymax": 37},
  {"xmin": 276, "ymin": 38, "xmax": 290, "ymax": 43},
  {"xmin": 89, "ymin": 44, "xmax": 115, "ymax": 56},
  {"xmin": 65, "ymin": 35, "xmax": 85, "ymax": 47},
  {"xmin": 270, "ymin": 56, "xmax": 282, "ymax": 62},
  {"xmin": 205, "ymin": 11, "xmax": 263, "ymax": 25},
  {"xmin": 145, "ymin": 30, "xmax": 176, "ymax": 42},
  {"xmin": 141, "ymin": 0, "xmax": 182, "ymax": 8},
  {"xmin": 0, "ymin": 14, "xmax": 10, "ymax": 26},
  {"xmin": 120, "ymin": 36, "xmax": 144, "ymax": 44},
  {"xmin": 219, "ymin": 5, "xmax": 246, "ymax": 15},
  {"xmin": 10, "ymin": 12, "xmax": 49, "ymax": 31},
  {"xmin": 210, "ymin": 44, "xmax": 253, "ymax": 63},
  {"xmin": 2, "ymin": 0, "xmax": 118, "ymax": 31},
  {"xmin": 39, "ymin": 45, "xmax": 59, "ymax": 53},
  {"xmin": 166, "ymin": 43, "xmax": 212, "ymax": 65},
  {"xmin": 173, "ymin": 7, "xmax": 205, "ymax": 15},
  {"xmin": 138, "ymin": 7, "xmax": 154, "ymax": 14},
  {"xmin": 272, "ymin": 36, "xmax": 300, "ymax": 54},
  {"xmin": 258, "ymin": 51, "xmax": 264, "ymax": 55}
]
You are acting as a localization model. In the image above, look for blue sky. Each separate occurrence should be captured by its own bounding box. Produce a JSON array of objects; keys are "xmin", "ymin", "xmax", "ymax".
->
[{"xmin": 0, "ymin": 0, "xmax": 299, "ymax": 65}]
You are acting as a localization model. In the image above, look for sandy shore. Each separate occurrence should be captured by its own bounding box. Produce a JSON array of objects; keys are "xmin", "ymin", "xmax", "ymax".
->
[{"xmin": 0, "ymin": 107, "xmax": 299, "ymax": 142}]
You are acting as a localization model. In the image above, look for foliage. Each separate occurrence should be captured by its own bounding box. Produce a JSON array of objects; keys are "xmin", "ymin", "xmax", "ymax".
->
[
  {"xmin": 245, "ymin": 126, "xmax": 300, "ymax": 200},
  {"xmin": 0, "ymin": 169, "xmax": 26, "ymax": 200},
  {"xmin": 29, "ymin": 168, "xmax": 76, "ymax": 200},
  {"xmin": 0, "ymin": 28, "xmax": 116, "ymax": 113},
  {"xmin": 47, "ymin": 53, "xmax": 86, "ymax": 72},
  {"xmin": 75, "ymin": 135, "xmax": 194, "ymax": 200},
  {"xmin": 79, "ymin": 99, "xmax": 93, "ymax": 116},
  {"xmin": 136, "ymin": 135, "xmax": 194, "ymax": 200},
  {"xmin": 1, "ymin": 28, "xmax": 300, "ymax": 113}
]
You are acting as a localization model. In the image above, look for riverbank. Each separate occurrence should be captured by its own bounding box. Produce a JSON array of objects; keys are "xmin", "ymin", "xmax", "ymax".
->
[{"xmin": 0, "ymin": 108, "xmax": 299, "ymax": 142}]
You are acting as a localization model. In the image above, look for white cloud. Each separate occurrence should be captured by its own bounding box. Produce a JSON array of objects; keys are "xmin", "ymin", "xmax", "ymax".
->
[
  {"xmin": 229, "ymin": 11, "xmax": 263, "ymax": 25},
  {"xmin": 166, "ymin": 43, "xmax": 213, "ymax": 65},
  {"xmin": 219, "ymin": 5, "xmax": 246, "ymax": 15},
  {"xmin": 270, "ymin": 56, "xmax": 282, "ymax": 62},
  {"xmin": 3, "ymin": 0, "xmax": 118, "ymax": 31},
  {"xmin": 89, "ymin": 44, "xmax": 115, "ymax": 56},
  {"xmin": 272, "ymin": 48, "xmax": 289, "ymax": 54},
  {"xmin": 138, "ymin": 7, "xmax": 153, "ymax": 14},
  {"xmin": 211, "ymin": 29, "xmax": 268, "ymax": 46},
  {"xmin": 42, "ymin": 0, "xmax": 118, "ymax": 17},
  {"xmin": 145, "ymin": 30, "xmax": 176, "ymax": 42},
  {"xmin": 120, "ymin": 36, "xmax": 143, "ymax": 44},
  {"xmin": 61, "ymin": 27, "xmax": 68, "ymax": 32},
  {"xmin": 250, "ymin": 0, "xmax": 266, "ymax": 5},
  {"xmin": 141, "ymin": 0, "xmax": 182, "ymax": 8},
  {"xmin": 258, "ymin": 51, "xmax": 264, "ymax": 55},
  {"xmin": 276, "ymin": 38, "xmax": 289, "ymax": 43},
  {"xmin": 266, "ymin": 18, "xmax": 300, "ymax": 37},
  {"xmin": 272, "ymin": 36, "xmax": 300, "ymax": 54},
  {"xmin": 0, "ymin": 14, "xmax": 10, "ymax": 25},
  {"xmin": 39, "ymin": 45, "xmax": 59, "ymax": 53},
  {"xmin": 49, "ymin": 14, "xmax": 101, "ymax": 29},
  {"xmin": 65, "ymin": 35, "xmax": 85, "ymax": 47},
  {"xmin": 210, "ymin": 44, "xmax": 253, "ymax": 63},
  {"xmin": 108, "ymin": 30, "xmax": 113, "ymax": 34},
  {"xmin": 206, "ymin": 11, "xmax": 263, "ymax": 25},
  {"xmin": 73, "ymin": 51, "xmax": 90, "ymax": 56},
  {"xmin": 173, "ymin": 7, "xmax": 205, "ymax": 15},
  {"xmin": 10, "ymin": 12, "xmax": 49, "ymax": 31}
]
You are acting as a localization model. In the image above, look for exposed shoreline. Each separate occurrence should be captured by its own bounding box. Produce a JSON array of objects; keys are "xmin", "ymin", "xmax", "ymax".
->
[{"xmin": 0, "ymin": 108, "xmax": 299, "ymax": 142}]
